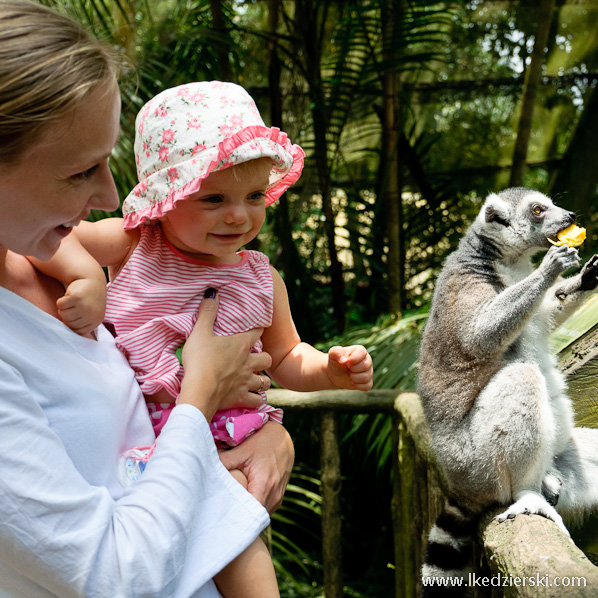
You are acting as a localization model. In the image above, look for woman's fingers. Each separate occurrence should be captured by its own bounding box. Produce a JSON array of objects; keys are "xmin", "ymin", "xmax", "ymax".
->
[
  {"xmin": 247, "ymin": 350, "xmax": 272, "ymax": 373},
  {"xmin": 178, "ymin": 289, "xmax": 273, "ymax": 419},
  {"xmin": 252, "ymin": 372, "xmax": 271, "ymax": 393}
]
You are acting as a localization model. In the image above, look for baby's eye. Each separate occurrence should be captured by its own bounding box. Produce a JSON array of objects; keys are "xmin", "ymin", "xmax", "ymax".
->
[
  {"xmin": 248, "ymin": 191, "xmax": 266, "ymax": 202},
  {"xmin": 200, "ymin": 195, "xmax": 223, "ymax": 204}
]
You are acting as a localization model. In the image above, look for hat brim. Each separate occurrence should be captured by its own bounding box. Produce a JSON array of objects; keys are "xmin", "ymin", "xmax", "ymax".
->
[{"xmin": 123, "ymin": 126, "xmax": 304, "ymax": 230}]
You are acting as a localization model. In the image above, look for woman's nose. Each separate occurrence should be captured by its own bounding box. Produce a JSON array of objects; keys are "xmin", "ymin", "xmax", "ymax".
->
[{"xmin": 89, "ymin": 161, "xmax": 120, "ymax": 212}]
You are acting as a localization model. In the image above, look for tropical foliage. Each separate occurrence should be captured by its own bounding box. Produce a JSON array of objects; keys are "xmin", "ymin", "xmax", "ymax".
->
[
  {"xmin": 42, "ymin": 0, "xmax": 598, "ymax": 595},
  {"xmin": 43, "ymin": 0, "xmax": 598, "ymax": 338}
]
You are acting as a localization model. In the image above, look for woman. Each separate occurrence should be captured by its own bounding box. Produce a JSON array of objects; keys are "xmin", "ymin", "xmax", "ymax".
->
[{"xmin": 0, "ymin": 1, "xmax": 293, "ymax": 596}]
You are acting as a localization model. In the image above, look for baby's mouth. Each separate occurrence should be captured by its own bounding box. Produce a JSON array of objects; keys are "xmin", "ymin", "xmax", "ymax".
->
[{"xmin": 211, "ymin": 233, "xmax": 244, "ymax": 240}]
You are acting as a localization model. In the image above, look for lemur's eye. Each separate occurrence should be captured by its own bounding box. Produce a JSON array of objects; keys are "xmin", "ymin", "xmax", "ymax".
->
[{"xmin": 532, "ymin": 204, "xmax": 545, "ymax": 215}]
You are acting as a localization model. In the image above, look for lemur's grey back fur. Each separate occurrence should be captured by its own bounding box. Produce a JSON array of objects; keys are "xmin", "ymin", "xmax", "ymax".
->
[{"xmin": 418, "ymin": 188, "xmax": 598, "ymax": 596}]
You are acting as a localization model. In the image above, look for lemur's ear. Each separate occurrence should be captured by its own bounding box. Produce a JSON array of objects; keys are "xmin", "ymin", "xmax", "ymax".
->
[{"xmin": 484, "ymin": 195, "xmax": 510, "ymax": 227}]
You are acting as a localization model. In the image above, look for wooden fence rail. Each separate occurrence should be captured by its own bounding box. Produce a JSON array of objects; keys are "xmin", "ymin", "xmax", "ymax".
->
[
  {"xmin": 269, "ymin": 389, "xmax": 399, "ymax": 598},
  {"xmin": 269, "ymin": 388, "xmax": 598, "ymax": 597}
]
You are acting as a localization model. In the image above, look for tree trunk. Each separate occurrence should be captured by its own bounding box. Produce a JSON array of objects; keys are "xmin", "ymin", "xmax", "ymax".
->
[
  {"xmin": 209, "ymin": 0, "xmax": 233, "ymax": 81},
  {"xmin": 267, "ymin": 0, "xmax": 304, "ymax": 323},
  {"xmin": 550, "ymin": 86, "xmax": 598, "ymax": 248},
  {"xmin": 509, "ymin": 0, "xmax": 556, "ymax": 187},
  {"xmin": 267, "ymin": 0, "xmax": 282, "ymax": 130},
  {"xmin": 381, "ymin": 0, "xmax": 405, "ymax": 315},
  {"xmin": 381, "ymin": 0, "xmax": 406, "ymax": 313},
  {"xmin": 294, "ymin": 0, "xmax": 345, "ymax": 332},
  {"xmin": 267, "ymin": 0, "xmax": 285, "ymax": 244}
]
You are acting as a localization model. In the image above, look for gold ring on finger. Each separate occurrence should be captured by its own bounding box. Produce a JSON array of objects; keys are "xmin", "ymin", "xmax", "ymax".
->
[{"xmin": 257, "ymin": 374, "xmax": 265, "ymax": 393}]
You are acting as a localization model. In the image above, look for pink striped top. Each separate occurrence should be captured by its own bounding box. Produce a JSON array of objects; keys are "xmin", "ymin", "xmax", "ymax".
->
[{"xmin": 105, "ymin": 223, "xmax": 274, "ymax": 399}]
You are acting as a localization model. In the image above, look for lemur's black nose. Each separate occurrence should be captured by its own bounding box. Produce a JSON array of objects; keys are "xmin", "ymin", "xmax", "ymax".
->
[{"xmin": 567, "ymin": 211, "xmax": 576, "ymax": 224}]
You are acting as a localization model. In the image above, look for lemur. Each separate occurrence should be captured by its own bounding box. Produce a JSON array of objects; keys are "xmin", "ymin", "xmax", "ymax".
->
[{"xmin": 417, "ymin": 188, "xmax": 598, "ymax": 595}]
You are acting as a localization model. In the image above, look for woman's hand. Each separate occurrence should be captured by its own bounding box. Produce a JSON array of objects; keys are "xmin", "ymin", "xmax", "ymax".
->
[
  {"xmin": 219, "ymin": 421, "xmax": 295, "ymax": 513},
  {"xmin": 178, "ymin": 290, "xmax": 272, "ymax": 421}
]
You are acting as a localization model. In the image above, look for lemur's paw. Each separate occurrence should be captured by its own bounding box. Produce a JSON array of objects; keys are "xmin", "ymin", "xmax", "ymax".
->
[
  {"xmin": 496, "ymin": 493, "xmax": 571, "ymax": 538},
  {"xmin": 541, "ymin": 471, "xmax": 562, "ymax": 507},
  {"xmin": 580, "ymin": 254, "xmax": 598, "ymax": 291}
]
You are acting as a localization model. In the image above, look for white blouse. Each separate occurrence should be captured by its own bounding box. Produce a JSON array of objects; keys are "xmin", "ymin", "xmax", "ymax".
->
[{"xmin": 0, "ymin": 287, "xmax": 268, "ymax": 597}]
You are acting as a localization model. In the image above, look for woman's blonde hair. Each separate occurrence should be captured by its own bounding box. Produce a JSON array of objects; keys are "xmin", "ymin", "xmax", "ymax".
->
[{"xmin": 0, "ymin": 0, "xmax": 121, "ymax": 162}]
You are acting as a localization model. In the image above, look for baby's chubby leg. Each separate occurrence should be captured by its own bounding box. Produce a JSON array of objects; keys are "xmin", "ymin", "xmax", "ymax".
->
[
  {"xmin": 213, "ymin": 536, "xmax": 280, "ymax": 598},
  {"xmin": 214, "ymin": 455, "xmax": 280, "ymax": 597},
  {"xmin": 228, "ymin": 468, "xmax": 249, "ymax": 488}
]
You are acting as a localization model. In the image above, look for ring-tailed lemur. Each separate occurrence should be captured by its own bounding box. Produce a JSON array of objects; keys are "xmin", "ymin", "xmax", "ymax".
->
[{"xmin": 417, "ymin": 188, "xmax": 598, "ymax": 595}]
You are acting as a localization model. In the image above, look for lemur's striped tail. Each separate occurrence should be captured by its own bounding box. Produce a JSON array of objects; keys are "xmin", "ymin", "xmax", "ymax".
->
[{"xmin": 421, "ymin": 498, "xmax": 478, "ymax": 597}]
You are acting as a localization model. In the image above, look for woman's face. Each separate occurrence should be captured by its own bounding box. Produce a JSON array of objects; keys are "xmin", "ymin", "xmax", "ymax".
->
[{"xmin": 0, "ymin": 82, "xmax": 121, "ymax": 260}]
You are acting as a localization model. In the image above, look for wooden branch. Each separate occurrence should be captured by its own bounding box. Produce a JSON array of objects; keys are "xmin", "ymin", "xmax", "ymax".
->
[
  {"xmin": 270, "ymin": 385, "xmax": 598, "ymax": 595},
  {"xmin": 267, "ymin": 388, "xmax": 399, "ymax": 412},
  {"xmin": 480, "ymin": 509, "xmax": 598, "ymax": 596}
]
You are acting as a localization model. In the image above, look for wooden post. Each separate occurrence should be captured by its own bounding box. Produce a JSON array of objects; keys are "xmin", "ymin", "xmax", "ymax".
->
[
  {"xmin": 398, "ymin": 418, "xmax": 417, "ymax": 598},
  {"xmin": 391, "ymin": 410, "xmax": 405, "ymax": 598},
  {"xmin": 320, "ymin": 410, "xmax": 343, "ymax": 598}
]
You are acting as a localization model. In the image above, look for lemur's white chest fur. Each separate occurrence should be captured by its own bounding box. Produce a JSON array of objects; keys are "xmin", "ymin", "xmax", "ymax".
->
[
  {"xmin": 496, "ymin": 257, "xmax": 565, "ymax": 397},
  {"xmin": 495, "ymin": 257, "xmax": 532, "ymax": 287}
]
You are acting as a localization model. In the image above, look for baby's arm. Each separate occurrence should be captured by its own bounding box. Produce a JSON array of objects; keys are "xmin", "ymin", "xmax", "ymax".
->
[
  {"xmin": 262, "ymin": 267, "xmax": 373, "ymax": 392},
  {"xmin": 74, "ymin": 218, "xmax": 140, "ymax": 275},
  {"xmin": 28, "ymin": 233, "xmax": 107, "ymax": 336},
  {"xmin": 28, "ymin": 219, "xmax": 139, "ymax": 335}
]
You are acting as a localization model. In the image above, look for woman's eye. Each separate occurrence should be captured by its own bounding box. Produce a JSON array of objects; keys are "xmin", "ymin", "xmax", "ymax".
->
[
  {"xmin": 71, "ymin": 165, "xmax": 99, "ymax": 182},
  {"xmin": 72, "ymin": 165, "xmax": 99, "ymax": 180}
]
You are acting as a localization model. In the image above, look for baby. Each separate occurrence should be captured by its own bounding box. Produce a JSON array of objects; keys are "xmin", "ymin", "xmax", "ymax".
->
[{"xmin": 32, "ymin": 81, "xmax": 373, "ymax": 598}]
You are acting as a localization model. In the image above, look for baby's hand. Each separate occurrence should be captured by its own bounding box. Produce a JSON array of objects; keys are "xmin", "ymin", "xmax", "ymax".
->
[
  {"xmin": 327, "ymin": 345, "xmax": 373, "ymax": 391},
  {"xmin": 56, "ymin": 277, "xmax": 107, "ymax": 337}
]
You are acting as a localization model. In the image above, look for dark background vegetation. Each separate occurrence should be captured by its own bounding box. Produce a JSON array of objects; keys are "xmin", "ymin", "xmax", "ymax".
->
[{"xmin": 44, "ymin": 1, "xmax": 598, "ymax": 595}]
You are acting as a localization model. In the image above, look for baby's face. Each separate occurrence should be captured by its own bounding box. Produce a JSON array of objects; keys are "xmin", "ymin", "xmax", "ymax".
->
[{"xmin": 160, "ymin": 159, "xmax": 270, "ymax": 263}]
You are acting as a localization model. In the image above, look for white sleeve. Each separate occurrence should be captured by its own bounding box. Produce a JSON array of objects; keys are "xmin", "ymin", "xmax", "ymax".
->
[{"xmin": 0, "ymin": 362, "xmax": 268, "ymax": 598}]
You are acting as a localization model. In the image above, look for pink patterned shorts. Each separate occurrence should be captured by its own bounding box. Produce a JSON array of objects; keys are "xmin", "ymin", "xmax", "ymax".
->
[{"xmin": 147, "ymin": 400, "xmax": 283, "ymax": 448}]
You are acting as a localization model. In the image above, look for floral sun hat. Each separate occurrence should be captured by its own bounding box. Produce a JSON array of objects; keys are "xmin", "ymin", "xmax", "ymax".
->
[{"xmin": 122, "ymin": 81, "xmax": 305, "ymax": 230}]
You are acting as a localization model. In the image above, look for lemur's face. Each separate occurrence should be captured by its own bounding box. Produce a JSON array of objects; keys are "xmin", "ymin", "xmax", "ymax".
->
[
  {"xmin": 524, "ymin": 195, "xmax": 576, "ymax": 247},
  {"xmin": 481, "ymin": 189, "xmax": 575, "ymax": 257}
]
